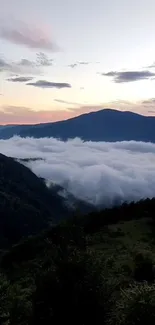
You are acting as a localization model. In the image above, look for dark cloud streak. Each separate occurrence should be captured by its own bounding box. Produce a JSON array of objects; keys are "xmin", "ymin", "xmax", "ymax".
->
[
  {"xmin": 27, "ymin": 80, "xmax": 72, "ymax": 89},
  {"xmin": 101, "ymin": 70, "xmax": 155, "ymax": 83},
  {"xmin": 54, "ymin": 99, "xmax": 81, "ymax": 105},
  {"xmin": 7, "ymin": 76, "xmax": 34, "ymax": 83}
]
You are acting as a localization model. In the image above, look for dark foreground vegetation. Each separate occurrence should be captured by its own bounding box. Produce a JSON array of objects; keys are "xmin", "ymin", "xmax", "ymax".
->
[
  {"xmin": 0, "ymin": 153, "xmax": 92, "ymax": 248},
  {"xmin": 1, "ymin": 197, "xmax": 155, "ymax": 324},
  {"xmin": 1, "ymin": 153, "xmax": 155, "ymax": 324}
]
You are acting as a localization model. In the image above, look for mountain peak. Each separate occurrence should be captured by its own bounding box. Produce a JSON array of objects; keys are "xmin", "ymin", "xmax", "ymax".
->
[{"xmin": 0, "ymin": 108, "xmax": 154, "ymax": 142}]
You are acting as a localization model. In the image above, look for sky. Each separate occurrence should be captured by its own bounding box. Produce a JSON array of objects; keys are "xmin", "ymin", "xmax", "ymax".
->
[{"xmin": 1, "ymin": 0, "xmax": 155, "ymax": 124}]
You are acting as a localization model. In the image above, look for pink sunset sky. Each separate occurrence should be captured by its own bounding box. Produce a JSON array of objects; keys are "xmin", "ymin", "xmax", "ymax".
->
[{"xmin": 1, "ymin": 0, "xmax": 155, "ymax": 124}]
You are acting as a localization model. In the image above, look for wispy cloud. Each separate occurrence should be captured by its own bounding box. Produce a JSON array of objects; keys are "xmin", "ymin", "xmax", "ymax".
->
[
  {"xmin": 68, "ymin": 61, "xmax": 96, "ymax": 68},
  {"xmin": 17, "ymin": 59, "xmax": 35, "ymax": 68},
  {"xmin": 103, "ymin": 98, "xmax": 155, "ymax": 116},
  {"xmin": 17, "ymin": 53, "xmax": 53, "ymax": 68},
  {"xmin": 12, "ymin": 59, "xmax": 40, "ymax": 75},
  {"xmin": 78, "ymin": 61, "xmax": 90, "ymax": 65},
  {"xmin": 145, "ymin": 62, "xmax": 155, "ymax": 69},
  {"xmin": 0, "ymin": 58, "xmax": 11, "ymax": 71},
  {"xmin": 54, "ymin": 99, "xmax": 81, "ymax": 105},
  {"xmin": 142, "ymin": 98, "xmax": 155, "ymax": 105},
  {"xmin": 7, "ymin": 76, "xmax": 34, "ymax": 83},
  {"xmin": 68, "ymin": 63, "xmax": 78, "ymax": 69},
  {"xmin": 0, "ymin": 52, "xmax": 53, "ymax": 75},
  {"xmin": 148, "ymin": 110, "xmax": 155, "ymax": 114},
  {"xmin": 109, "ymin": 99, "xmax": 132, "ymax": 105},
  {"xmin": 36, "ymin": 52, "xmax": 53, "ymax": 66},
  {"xmin": 0, "ymin": 20, "xmax": 59, "ymax": 51},
  {"xmin": 0, "ymin": 57, "xmax": 39, "ymax": 75},
  {"xmin": 27, "ymin": 80, "xmax": 72, "ymax": 89},
  {"xmin": 100, "ymin": 70, "xmax": 155, "ymax": 83}
]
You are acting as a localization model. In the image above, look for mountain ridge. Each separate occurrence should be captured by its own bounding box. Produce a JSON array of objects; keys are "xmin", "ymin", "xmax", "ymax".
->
[{"xmin": 0, "ymin": 108, "xmax": 155, "ymax": 142}]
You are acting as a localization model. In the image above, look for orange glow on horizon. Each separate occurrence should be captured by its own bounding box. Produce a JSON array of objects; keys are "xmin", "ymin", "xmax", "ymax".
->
[{"xmin": 0, "ymin": 108, "xmax": 85, "ymax": 125}]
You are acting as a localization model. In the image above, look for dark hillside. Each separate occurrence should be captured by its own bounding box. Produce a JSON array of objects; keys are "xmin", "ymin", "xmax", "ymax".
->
[
  {"xmin": 0, "ymin": 153, "xmax": 71, "ymax": 246},
  {"xmin": 1, "ymin": 197, "xmax": 155, "ymax": 324}
]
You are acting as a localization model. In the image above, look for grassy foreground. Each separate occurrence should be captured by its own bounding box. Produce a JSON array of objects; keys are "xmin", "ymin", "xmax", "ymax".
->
[{"xmin": 1, "ymin": 200, "xmax": 155, "ymax": 324}]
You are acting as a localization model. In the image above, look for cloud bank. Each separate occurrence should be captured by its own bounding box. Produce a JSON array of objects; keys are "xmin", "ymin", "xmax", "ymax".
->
[{"xmin": 0, "ymin": 137, "xmax": 155, "ymax": 207}]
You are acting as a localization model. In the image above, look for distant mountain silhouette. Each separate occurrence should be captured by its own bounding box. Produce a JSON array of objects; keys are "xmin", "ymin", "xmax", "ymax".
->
[{"xmin": 1, "ymin": 109, "xmax": 155, "ymax": 142}]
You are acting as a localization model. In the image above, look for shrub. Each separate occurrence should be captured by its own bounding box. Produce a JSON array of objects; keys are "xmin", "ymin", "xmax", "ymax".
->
[
  {"xmin": 133, "ymin": 250, "xmax": 155, "ymax": 282},
  {"xmin": 109, "ymin": 282, "xmax": 155, "ymax": 325},
  {"xmin": 32, "ymin": 250, "xmax": 108, "ymax": 325}
]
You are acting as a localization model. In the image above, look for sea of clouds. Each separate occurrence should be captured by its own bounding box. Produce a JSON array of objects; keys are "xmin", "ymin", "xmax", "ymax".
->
[{"xmin": 0, "ymin": 136, "xmax": 155, "ymax": 207}]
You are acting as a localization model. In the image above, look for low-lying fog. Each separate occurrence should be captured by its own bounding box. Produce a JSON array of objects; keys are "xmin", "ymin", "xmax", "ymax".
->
[{"xmin": 1, "ymin": 136, "xmax": 155, "ymax": 206}]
